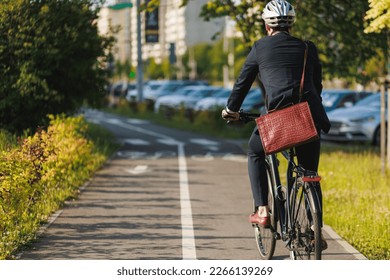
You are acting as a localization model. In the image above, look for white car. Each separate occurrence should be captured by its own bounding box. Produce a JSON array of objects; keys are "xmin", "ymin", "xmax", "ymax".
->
[
  {"xmin": 127, "ymin": 80, "xmax": 209, "ymax": 103},
  {"xmin": 154, "ymin": 86, "xmax": 221, "ymax": 112},
  {"xmin": 126, "ymin": 80, "xmax": 181, "ymax": 102},
  {"xmin": 194, "ymin": 87, "xmax": 265, "ymax": 112},
  {"xmin": 194, "ymin": 88, "xmax": 231, "ymax": 111}
]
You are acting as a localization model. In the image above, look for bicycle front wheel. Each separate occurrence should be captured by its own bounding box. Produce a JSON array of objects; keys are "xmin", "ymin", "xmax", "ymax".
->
[
  {"xmin": 253, "ymin": 168, "xmax": 277, "ymax": 260},
  {"xmin": 289, "ymin": 182, "xmax": 322, "ymax": 260}
]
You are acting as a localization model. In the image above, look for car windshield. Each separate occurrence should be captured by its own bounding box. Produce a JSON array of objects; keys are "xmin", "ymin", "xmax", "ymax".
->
[
  {"xmin": 161, "ymin": 83, "xmax": 182, "ymax": 91},
  {"xmin": 355, "ymin": 94, "xmax": 382, "ymax": 108},
  {"xmin": 321, "ymin": 92, "xmax": 340, "ymax": 108},
  {"xmin": 189, "ymin": 89, "xmax": 215, "ymax": 97},
  {"xmin": 214, "ymin": 89, "xmax": 230, "ymax": 97},
  {"xmin": 148, "ymin": 84, "xmax": 163, "ymax": 90},
  {"xmin": 179, "ymin": 89, "xmax": 199, "ymax": 96}
]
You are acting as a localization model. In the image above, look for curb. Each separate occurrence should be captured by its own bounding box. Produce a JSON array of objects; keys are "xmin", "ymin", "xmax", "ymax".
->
[{"xmin": 323, "ymin": 225, "xmax": 368, "ymax": 260}]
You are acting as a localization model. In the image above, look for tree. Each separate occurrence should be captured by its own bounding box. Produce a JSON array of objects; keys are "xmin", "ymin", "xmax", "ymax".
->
[
  {"xmin": 0, "ymin": 0, "xmax": 114, "ymax": 133},
  {"xmin": 293, "ymin": 0, "xmax": 387, "ymax": 84},
  {"xmin": 148, "ymin": 0, "xmax": 387, "ymax": 86},
  {"xmin": 364, "ymin": 0, "xmax": 389, "ymax": 82},
  {"xmin": 145, "ymin": 58, "xmax": 166, "ymax": 80}
]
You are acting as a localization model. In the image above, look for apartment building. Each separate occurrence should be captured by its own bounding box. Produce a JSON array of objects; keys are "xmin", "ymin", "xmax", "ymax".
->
[{"xmin": 98, "ymin": 0, "xmax": 225, "ymax": 72}]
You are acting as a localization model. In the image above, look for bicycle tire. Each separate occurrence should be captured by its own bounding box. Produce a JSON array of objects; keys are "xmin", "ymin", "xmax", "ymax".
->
[
  {"xmin": 253, "ymin": 167, "xmax": 277, "ymax": 259},
  {"xmin": 289, "ymin": 182, "xmax": 322, "ymax": 260},
  {"xmin": 308, "ymin": 183, "xmax": 322, "ymax": 260}
]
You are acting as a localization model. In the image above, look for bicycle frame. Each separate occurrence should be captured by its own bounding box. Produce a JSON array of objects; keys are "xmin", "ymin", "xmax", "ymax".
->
[
  {"xmin": 265, "ymin": 152, "xmax": 286, "ymax": 235},
  {"xmin": 266, "ymin": 149, "xmax": 299, "ymax": 241}
]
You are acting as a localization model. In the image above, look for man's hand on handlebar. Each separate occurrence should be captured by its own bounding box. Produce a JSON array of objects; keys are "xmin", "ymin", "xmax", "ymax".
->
[{"xmin": 221, "ymin": 107, "xmax": 240, "ymax": 121}]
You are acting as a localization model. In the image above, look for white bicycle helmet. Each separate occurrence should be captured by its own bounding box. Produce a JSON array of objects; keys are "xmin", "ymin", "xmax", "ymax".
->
[{"xmin": 262, "ymin": 0, "xmax": 296, "ymax": 28}]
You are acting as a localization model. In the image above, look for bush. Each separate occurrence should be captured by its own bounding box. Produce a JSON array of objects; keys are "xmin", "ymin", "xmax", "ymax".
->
[{"xmin": 0, "ymin": 115, "xmax": 110, "ymax": 259}]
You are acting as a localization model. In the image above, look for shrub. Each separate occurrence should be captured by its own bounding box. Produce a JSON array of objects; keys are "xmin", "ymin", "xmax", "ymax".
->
[{"xmin": 0, "ymin": 115, "xmax": 108, "ymax": 259}]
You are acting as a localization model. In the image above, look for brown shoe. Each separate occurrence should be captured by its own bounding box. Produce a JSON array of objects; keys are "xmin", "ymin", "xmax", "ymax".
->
[{"xmin": 249, "ymin": 213, "xmax": 270, "ymax": 228}]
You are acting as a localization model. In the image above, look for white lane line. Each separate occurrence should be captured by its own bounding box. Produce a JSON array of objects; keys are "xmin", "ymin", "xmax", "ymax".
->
[
  {"xmin": 101, "ymin": 117, "xmax": 197, "ymax": 259},
  {"xmin": 190, "ymin": 138, "xmax": 219, "ymax": 146},
  {"xmin": 125, "ymin": 165, "xmax": 149, "ymax": 175},
  {"xmin": 178, "ymin": 143, "xmax": 197, "ymax": 260},
  {"xmin": 124, "ymin": 138, "xmax": 150, "ymax": 145},
  {"xmin": 104, "ymin": 117, "xmax": 168, "ymax": 139},
  {"xmin": 191, "ymin": 152, "xmax": 214, "ymax": 161}
]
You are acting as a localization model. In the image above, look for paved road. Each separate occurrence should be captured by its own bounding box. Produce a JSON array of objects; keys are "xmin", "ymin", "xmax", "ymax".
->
[{"xmin": 20, "ymin": 110, "xmax": 366, "ymax": 260}]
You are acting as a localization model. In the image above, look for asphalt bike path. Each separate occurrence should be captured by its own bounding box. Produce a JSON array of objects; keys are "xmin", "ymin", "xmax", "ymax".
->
[{"xmin": 20, "ymin": 109, "xmax": 366, "ymax": 260}]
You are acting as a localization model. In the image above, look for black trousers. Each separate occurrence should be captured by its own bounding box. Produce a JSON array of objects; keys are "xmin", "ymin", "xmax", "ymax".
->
[{"xmin": 247, "ymin": 126, "xmax": 321, "ymax": 207}]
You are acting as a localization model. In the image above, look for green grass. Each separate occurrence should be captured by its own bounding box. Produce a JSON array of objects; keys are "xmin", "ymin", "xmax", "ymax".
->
[
  {"xmin": 107, "ymin": 102, "xmax": 390, "ymax": 260},
  {"xmin": 276, "ymin": 144, "xmax": 389, "ymax": 260},
  {"xmin": 86, "ymin": 122, "xmax": 121, "ymax": 157},
  {"xmin": 319, "ymin": 145, "xmax": 390, "ymax": 260}
]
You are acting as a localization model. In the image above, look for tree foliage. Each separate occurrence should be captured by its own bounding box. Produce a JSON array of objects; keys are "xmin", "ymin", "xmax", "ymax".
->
[
  {"xmin": 149, "ymin": 0, "xmax": 387, "ymax": 85},
  {"xmin": 364, "ymin": 0, "xmax": 390, "ymax": 33},
  {"xmin": 0, "ymin": 0, "xmax": 114, "ymax": 133},
  {"xmin": 292, "ymin": 0, "xmax": 387, "ymax": 83}
]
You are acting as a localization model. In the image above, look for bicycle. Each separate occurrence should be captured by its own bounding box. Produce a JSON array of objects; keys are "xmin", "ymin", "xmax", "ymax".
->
[{"xmin": 236, "ymin": 110, "xmax": 325, "ymax": 260}]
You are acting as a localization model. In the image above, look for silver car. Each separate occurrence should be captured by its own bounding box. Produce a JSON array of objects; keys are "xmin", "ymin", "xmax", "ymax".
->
[
  {"xmin": 193, "ymin": 88, "xmax": 231, "ymax": 111},
  {"xmin": 322, "ymin": 93, "xmax": 383, "ymax": 145},
  {"xmin": 154, "ymin": 85, "xmax": 218, "ymax": 112},
  {"xmin": 321, "ymin": 89, "xmax": 373, "ymax": 112}
]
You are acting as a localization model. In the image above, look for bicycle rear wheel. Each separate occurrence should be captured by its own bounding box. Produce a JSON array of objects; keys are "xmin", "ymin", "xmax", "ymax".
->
[
  {"xmin": 253, "ymin": 168, "xmax": 277, "ymax": 259},
  {"xmin": 289, "ymin": 182, "xmax": 322, "ymax": 260}
]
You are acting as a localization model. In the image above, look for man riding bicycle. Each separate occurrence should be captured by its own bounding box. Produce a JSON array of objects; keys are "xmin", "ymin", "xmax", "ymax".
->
[{"xmin": 221, "ymin": 0, "xmax": 330, "ymax": 246}]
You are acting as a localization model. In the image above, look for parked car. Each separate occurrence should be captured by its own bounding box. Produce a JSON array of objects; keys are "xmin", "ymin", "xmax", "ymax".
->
[
  {"xmin": 194, "ymin": 88, "xmax": 231, "ymax": 111},
  {"xmin": 109, "ymin": 81, "xmax": 135, "ymax": 107},
  {"xmin": 126, "ymin": 80, "xmax": 208, "ymax": 103},
  {"xmin": 241, "ymin": 88, "xmax": 265, "ymax": 112},
  {"xmin": 321, "ymin": 89, "xmax": 374, "ymax": 112},
  {"xmin": 194, "ymin": 87, "xmax": 265, "ymax": 112},
  {"xmin": 322, "ymin": 93, "xmax": 383, "ymax": 145},
  {"xmin": 126, "ymin": 80, "xmax": 159, "ymax": 102},
  {"xmin": 126, "ymin": 80, "xmax": 181, "ymax": 102},
  {"xmin": 154, "ymin": 85, "xmax": 221, "ymax": 113}
]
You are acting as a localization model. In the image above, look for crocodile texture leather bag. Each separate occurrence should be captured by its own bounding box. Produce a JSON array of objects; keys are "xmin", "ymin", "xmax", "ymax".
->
[{"xmin": 256, "ymin": 43, "xmax": 319, "ymax": 155}]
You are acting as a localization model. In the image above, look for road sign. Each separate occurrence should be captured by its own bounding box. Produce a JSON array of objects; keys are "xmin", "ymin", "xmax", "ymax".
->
[
  {"xmin": 108, "ymin": 2, "xmax": 133, "ymax": 10},
  {"xmin": 145, "ymin": 0, "xmax": 159, "ymax": 43}
]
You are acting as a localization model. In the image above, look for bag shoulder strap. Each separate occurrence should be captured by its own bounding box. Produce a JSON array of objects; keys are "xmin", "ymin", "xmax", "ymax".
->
[{"xmin": 299, "ymin": 42, "xmax": 308, "ymax": 101}]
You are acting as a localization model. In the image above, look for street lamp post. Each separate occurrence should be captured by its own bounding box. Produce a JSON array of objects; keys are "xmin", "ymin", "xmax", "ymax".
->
[{"xmin": 136, "ymin": 0, "xmax": 143, "ymax": 102}]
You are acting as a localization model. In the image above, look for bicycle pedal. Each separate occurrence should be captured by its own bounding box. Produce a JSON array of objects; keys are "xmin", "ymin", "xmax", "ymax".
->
[{"xmin": 274, "ymin": 232, "xmax": 281, "ymax": 240}]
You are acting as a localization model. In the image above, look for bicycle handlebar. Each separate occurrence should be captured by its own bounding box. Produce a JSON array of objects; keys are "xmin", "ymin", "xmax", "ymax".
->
[
  {"xmin": 226, "ymin": 110, "xmax": 261, "ymax": 124},
  {"xmin": 238, "ymin": 110, "xmax": 261, "ymax": 122}
]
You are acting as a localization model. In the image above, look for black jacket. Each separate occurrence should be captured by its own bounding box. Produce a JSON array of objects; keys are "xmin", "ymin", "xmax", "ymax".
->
[{"xmin": 227, "ymin": 32, "xmax": 330, "ymax": 133}]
